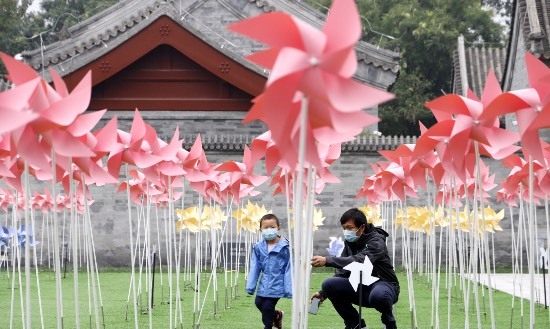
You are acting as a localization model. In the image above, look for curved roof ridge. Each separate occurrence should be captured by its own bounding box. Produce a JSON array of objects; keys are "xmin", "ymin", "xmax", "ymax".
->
[{"xmin": 21, "ymin": 0, "xmax": 399, "ymax": 88}]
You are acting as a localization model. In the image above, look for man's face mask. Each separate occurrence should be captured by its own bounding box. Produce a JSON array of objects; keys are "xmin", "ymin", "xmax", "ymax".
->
[{"xmin": 343, "ymin": 229, "xmax": 360, "ymax": 242}]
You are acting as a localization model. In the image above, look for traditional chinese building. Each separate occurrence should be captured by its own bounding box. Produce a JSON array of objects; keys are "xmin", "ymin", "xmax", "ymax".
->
[{"xmin": 16, "ymin": 0, "xmax": 410, "ymax": 266}]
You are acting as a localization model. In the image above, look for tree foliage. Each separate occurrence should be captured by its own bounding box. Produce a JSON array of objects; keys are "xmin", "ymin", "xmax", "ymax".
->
[
  {"xmin": 0, "ymin": 0, "xmax": 120, "ymax": 54},
  {"xmin": 482, "ymin": 0, "xmax": 513, "ymax": 25},
  {"xmin": 0, "ymin": 0, "xmax": 118, "ymax": 74},
  {"xmin": 310, "ymin": 0, "xmax": 507, "ymax": 136},
  {"xmin": 0, "ymin": 0, "xmax": 34, "ymax": 56},
  {"xmin": 37, "ymin": 0, "xmax": 119, "ymax": 45}
]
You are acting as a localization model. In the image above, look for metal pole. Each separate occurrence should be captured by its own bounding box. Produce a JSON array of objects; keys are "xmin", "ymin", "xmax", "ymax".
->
[
  {"xmin": 151, "ymin": 247, "xmax": 157, "ymax": 310},
  {"xmin": 358, "ymin": 271, "xmax": 363, "ymax": 328},
  {"xmin": 543, "ymin": 266, "xmax": 547, "ymax": 309}
]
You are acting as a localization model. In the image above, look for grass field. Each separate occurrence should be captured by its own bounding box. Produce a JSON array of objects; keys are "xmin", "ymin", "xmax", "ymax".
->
[{"xmin": 1, "ymin": 268, "xmax": 550, "ymax": 328}]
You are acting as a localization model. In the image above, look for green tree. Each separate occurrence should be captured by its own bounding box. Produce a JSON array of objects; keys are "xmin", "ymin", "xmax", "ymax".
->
[
  {"xmin": 0, "ymin": 0, "xmax": 34, "ymax": 56},
  {"xmin": 309, "ymin": 0, "xmax": 506, "ymax": 136},
  {"xmin": 0, "ymin": 0, "xmax": 119, "ymax": 74},
  {"xmin": 482, "ymin": 0, "xmax": 513, "ymax": 25},
  {"xmin": 37, "ymin": 0, "xmax": 119, "ymax": 45}
]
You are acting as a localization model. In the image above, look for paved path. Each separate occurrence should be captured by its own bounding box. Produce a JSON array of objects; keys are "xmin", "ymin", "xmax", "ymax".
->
[{"xmin": 472, "ymin": 273, "xmax": 550, "ymax": 306}]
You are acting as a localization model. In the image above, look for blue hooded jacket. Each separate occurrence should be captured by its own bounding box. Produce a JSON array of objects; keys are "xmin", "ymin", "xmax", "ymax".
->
[{"xmin": 246, "ymin": 237, "xmax": 292, "ymax": 298}]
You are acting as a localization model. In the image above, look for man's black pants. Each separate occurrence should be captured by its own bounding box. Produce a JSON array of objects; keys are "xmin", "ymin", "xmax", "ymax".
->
[
  {"xmin": 254, "ymin": 295, "xmax": 280, "ymax": 329},
  {"xmin": 322, "ymin": 277, "xmax": 399, "ymax": 328}
]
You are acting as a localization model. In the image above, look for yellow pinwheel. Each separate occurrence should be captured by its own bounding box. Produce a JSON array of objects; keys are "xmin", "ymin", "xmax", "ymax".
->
[
  {"xmin": 359, "ymin": 205, "xmax": 384, "ymax": 227},
  {"xmin": 176, "ymin": 206, "xmax": 201, "ymax": 233}
]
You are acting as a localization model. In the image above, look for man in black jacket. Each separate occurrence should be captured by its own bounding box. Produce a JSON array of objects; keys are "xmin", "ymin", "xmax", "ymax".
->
[{"xmin": 311, "ymin": 208, "xmax": 399, "ymax": 329}]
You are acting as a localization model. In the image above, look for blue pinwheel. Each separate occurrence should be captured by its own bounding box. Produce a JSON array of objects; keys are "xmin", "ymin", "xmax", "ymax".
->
[
  {"xmin": 17, "ymin": 225, "xmax": 39, "ymax": 251},
  {"xmin": 0, "ymin": 225, "xmax": 16, "ymax": 249},
  {"xmin": 326, "ymin": 236, "xmax": 344, "ymax": 257}
]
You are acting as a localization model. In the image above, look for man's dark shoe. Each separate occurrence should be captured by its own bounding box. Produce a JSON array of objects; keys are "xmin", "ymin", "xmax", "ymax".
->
[
  {"xmin": 345, "ymin": 319, "xmax": 366, "ymax": 329},
  {"xmin": 381, "ymin": 314, "xmax": 397, "ymax": 329},
  {"xmin": 274, "ymin": 310, "xmax": 284, "ymax": 329}
]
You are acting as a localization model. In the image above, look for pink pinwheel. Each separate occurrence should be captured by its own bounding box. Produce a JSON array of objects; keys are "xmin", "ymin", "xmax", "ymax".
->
[
  {"xmin": 98, "ymin": 111, "xmax": 168, "ymax": 179},
  {"xmin": 189, "ymin": 168, "xmax": 230, "ymax": 205},
  {"xmin": 229, "ymin": 0, "xmax": 393, "ymax": 171},
  {"xmin": 357, "ymin": 173, "xmax": 386, "ymax": 206},
  {"xmin": 373, "ymin": 162, "xmax": 418, "ymax": 203},
  {"xmin": 118, "ymin": 169, "xmax": 165, "ymax": 206},
  {"xmin": 512, "ymin": 53, "xmax": 550, "ymax": 164},
  {"xmin": 216, "ymin": 145, "xmax": 268, "ymax": 204},
  {"xmin": 0, "ymin": 53, "xmax": 101, "ymax": 172},
  {"xmin": 142, "ymin": 127, "xmax": 185, "ymax": 179},
  {"xmin": 380, "ymin": 144, "xmax": 436, "ymax": 191},
  {"xmin": 249, "ymin": 131, "xmax": 287, "ymax": 175},
  {"xmin": 270, "ymin": 167, "xmax": 326, "ymax": 203},
  {"xmin": 245, "ymin": 92, "xmax": 381, "ymax": 171},
  {"xmin": 0, "ymin": 188, "xmax": 14, "ymax": 212},
  {"xmin": 228, "ymin": 0, "xmax": 393, "ymax": 111},
  {"xmin": 500, "ymin": 154, "xmax": 546, "ymax": 204},
  {"xmin": 181, "ymin": 135, "xmax": 212, "ymax": 183},
  {"xmin": 420, "ymin": 70, "xmax": 532, "ymax": 180},
  {"xmin": 457, "ymin": 158, "xmax": 497, "ymax": 202}
]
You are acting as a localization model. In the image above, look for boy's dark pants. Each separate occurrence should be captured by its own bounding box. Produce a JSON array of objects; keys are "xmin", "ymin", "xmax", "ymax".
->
[
  {"xmin": 255, "ymin": 295, "xmax": 280, "ymax": 329},
  {"xmin": 322, "ymin": 277, "xmax": 399, "ymax": 328}
]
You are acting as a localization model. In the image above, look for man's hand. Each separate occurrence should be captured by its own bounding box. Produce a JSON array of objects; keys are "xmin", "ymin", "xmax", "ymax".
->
[
  {"xmin": 311, "ymin": 256, "xmax": 327, "ymax": 267},
  {"xmin": 310, "ymin": 291, "xmax": 325, "ymax": 303}
]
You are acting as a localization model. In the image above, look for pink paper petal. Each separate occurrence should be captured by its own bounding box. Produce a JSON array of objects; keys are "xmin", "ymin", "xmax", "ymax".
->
[
  {"xmin": 49, "ymin": 129, "xmax": 96, "ymax": 157},
  {"xmin": 67, "ymin": 110, "xmax": 106, "ymax": 137},
  {"xmin": 94, "ymin": 116, "xmax": 118, "ymax": 153},
  {"xmin": 0, "ymin": 52, "xmax": 39, "ymax": 85},
  {"xmin": 49, "ymin": 68, "xmax": 69, "ymax": 97},
  {"xmin": 41, "ymin": 71, "xmax": 92, "ymax": 126},
  {"xmin": 13, "ymin": 126, "xmax": 51, "ymax": 170},
  {"xmin": 324, "ymin": 75, "xmax": 394, "ymax": 111},
  {"xmin": 157, "ymin": 127, "xmax": 182, "ymax": 161},
  {"xmin": 130, "ymin": 109, "xmax": 146, "ymax": 142},
  {"xmin": 525, "ymin": 52, "xmax": 550, "ymax": 100},
  {"xmin": 479, "ymin": 70, "xmax": 502, "ymax": 108}
]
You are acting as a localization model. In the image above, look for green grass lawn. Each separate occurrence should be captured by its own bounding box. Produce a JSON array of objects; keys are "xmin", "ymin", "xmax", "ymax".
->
[{"xmin": 1, "ymin": 268, "xmax": 550, "ymax": 328}]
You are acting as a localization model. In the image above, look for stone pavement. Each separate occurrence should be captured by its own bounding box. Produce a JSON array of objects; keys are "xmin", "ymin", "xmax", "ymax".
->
[{"xmin": 471, "ymin": 273, "xmax": 550, "ymax": 306}]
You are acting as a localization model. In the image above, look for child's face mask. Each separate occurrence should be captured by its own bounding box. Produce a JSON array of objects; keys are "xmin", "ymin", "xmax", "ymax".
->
[{"xmin": 262, "ymin": 228, "xmax": 278, "ymax": 241}]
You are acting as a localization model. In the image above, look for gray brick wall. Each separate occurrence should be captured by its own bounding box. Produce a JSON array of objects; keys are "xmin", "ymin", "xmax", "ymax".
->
[{"xmin": 22, "ymin": 115, "xmax": 548, "ymax": 270}]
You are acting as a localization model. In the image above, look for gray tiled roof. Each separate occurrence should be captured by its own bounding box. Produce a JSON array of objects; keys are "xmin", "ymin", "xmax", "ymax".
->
[
  {"xmin": 20, "ymin": 0, "xmax": 400, "ymax": 88},
  {"xmin": 452, "ymin": 47, "xmax": 507, "ymax": 97},
  {"xmin": 519, "ymin": 0, "xmax": 550, "ymax": 57}
]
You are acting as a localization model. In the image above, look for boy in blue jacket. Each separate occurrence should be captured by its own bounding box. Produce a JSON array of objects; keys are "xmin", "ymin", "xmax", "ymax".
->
[{"xmin": 246, "ymin": 214, "xmax": 292, "ymax": 329}]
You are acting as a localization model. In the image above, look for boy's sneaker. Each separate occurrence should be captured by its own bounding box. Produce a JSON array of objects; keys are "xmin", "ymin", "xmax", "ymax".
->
[{"xmin": 274, "ymin": 310, "xmax": 284, "ymax": 329}]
